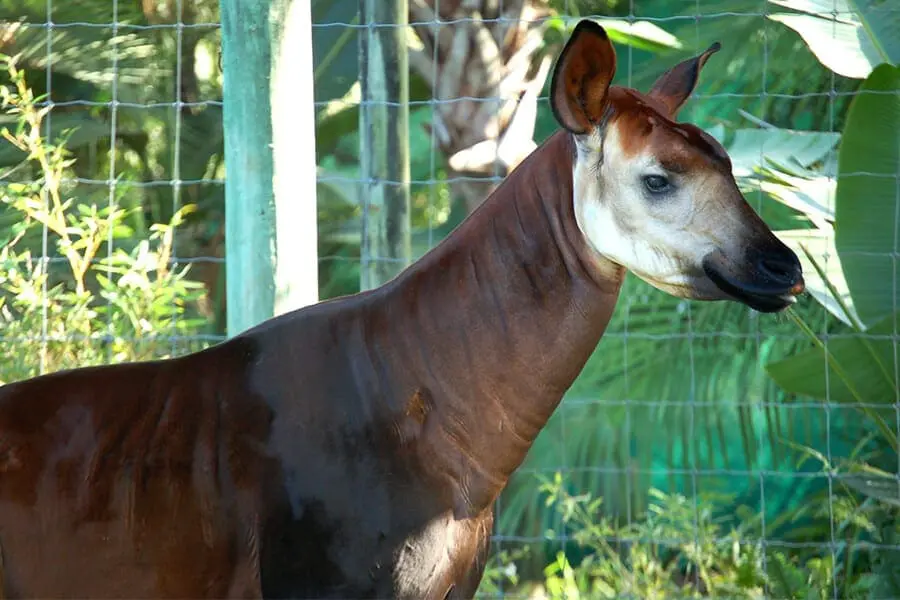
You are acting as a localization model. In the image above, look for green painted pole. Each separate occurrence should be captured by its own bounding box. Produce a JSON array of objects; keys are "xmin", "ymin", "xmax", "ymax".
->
[
  {"xmin": 359, "ymin": 0, "xmax": 410, "ymax": 290},
  {"xmin": 220, "ymin": 0, "xmax": 318, "ymax": 337},
  {"xmin": 269, "ymin": 0, "xmax": 319, "ymax": 316}
]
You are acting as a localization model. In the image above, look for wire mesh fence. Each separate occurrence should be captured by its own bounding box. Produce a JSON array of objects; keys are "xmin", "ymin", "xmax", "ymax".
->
[{"xmin": 1, "ymin": 0, "xmax": 898, "ymax": 597}]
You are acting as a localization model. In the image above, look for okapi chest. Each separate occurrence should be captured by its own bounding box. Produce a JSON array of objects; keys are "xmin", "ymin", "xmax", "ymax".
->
[{"xmin": 0, "ymin": 19, "xmax": 803, "ymax": 599}]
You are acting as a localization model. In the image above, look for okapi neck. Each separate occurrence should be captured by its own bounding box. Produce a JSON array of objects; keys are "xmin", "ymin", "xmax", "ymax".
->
[{"xmin": 384, "ymin": 130, "xmax": 625, "ymax": 515}]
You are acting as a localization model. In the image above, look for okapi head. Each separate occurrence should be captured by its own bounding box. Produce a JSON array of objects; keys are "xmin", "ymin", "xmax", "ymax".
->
[{"xmin": 550, "ymin": 20, "xmax": 805, "ymax": 312}]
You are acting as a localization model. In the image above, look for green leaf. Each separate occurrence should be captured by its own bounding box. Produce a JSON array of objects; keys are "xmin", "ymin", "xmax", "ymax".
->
[
  {"xmin": 721, "ymin": 127, "xmax": 840, "ymax": 179},
  {"xmin": 0, "ymin": 113, "xmax": 112, "ymax": 166},
  {"xmin": 835, "ymin": 63, "xmax": 900, "ymax": 327},
  {"xmin": 593, "ymin": 19, "xmax": 683, "ymax": 53},
  {"xmin": 765, "ymin": 310, "xmax": 899, "ymax": 405},
  {"xmin": 843, "ymin": 472, "xmax": 900, "ymax": 507},
  {"xmin": 545, "ymin": 16, "xmax": 683, "ymax": 53},
  {"xmin": 768, "ymin": 0, "xmax": 900, "ymax": 79},
  {"xmin": 3, "ymin": 23, "xmax": 160, "ymax": 87},
  {"xmin": 778, "ymin": 228, "xmax": 861, "ymax": 326},
  {"xmin": 757, "ymin": 164, "xmax": 836, "ymax": 229}
]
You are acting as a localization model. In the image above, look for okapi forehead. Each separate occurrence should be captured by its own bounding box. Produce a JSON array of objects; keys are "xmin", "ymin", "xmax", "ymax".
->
[{"xmin": 604, "ymin": 87, "xmax": 732, "ymax": 173}]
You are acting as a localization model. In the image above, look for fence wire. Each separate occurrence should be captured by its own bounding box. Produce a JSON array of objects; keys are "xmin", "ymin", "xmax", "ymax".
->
[{"xmin": 1, "ymin": 0, "xmax": 898, "ymax": 599}]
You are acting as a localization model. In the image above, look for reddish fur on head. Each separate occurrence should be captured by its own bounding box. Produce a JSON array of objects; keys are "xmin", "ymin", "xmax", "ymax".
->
[{"xmin": 606, "ymin": 88, "xmax": 733, "ymax": 174}]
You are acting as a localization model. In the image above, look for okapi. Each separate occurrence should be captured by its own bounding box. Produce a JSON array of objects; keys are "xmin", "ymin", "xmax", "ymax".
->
[{"xmin": 0, "ymin": 20, "xmax": 804, "ymax": 599}]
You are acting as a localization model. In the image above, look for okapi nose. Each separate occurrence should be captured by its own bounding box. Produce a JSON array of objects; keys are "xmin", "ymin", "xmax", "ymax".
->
[{"xmin": 757, "ymin": 254, "xmax": 804, "ymax": 293}]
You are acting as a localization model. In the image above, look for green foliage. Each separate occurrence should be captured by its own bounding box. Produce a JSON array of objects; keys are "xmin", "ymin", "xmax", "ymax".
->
[
  {"xmin": 763, "ymin": 300, "xmax": 899, "ymax": 597},
  {"xmin": 767, "ymin": 310, "xmax": 898, "ymax": 411},
  {"xmin": 0, "ymin": 0, "xmax": 153, "ymax": 88},
  {"xmin": 555, "ymin": 0, "xmax": 856, "ymax": 136},
  {"xmin": 716, "ymin": 126, "xmax": 840, "ymax": 184},
  {"xmin": 542, "ymin": 14, "xmax": 684, "ymax": 54},
  {"xmin": 481, "ymin": 473, "xmax": 880, "ymax": 598},
  {"xmin": 759, "ymin": 48, "xmax": 900, "ymax": 594},
  {"xmin": 752, "ymin": 0, "xmax": 900, "ymax": 329},
  {"xmin": 834, "ymin": 63, "xmax": 900, "ymax": 327},
  {"xmin": 1, "ymin": 0, "xmax": 228, "ymax": 329},
  {"xmin": 476, "ymin": 547, "xmax": 530, "ymax": 598},
  {"xmin": 767, "ymin": 0, "xmax": 900, "ymax": 79},
  {"xmin": 537, "ymin": 477, "xmax": 767, "ymax": 599},
  {"xmin": 0, "ymin": 58, "xmax": 210, "ymax": 383}
]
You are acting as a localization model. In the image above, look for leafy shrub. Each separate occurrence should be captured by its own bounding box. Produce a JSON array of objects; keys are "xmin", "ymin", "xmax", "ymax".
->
[
  {"xmin": 0, "ymin": 56, "xmax": 210, "ymax": 384},
  {"xmin": 480, "ymin": 471, "xmax": 893, "ymax": 599}
]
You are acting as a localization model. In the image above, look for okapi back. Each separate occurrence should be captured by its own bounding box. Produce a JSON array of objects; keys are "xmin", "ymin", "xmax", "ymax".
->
[{"xmin": 0, "ymin": 339, "xmax": 273, "ymax": 597}]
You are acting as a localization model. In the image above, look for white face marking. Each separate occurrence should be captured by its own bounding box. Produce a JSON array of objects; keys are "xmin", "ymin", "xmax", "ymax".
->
[{"xmin": 572, "ymin": 123, "xmax": 741, "ymax": 300}]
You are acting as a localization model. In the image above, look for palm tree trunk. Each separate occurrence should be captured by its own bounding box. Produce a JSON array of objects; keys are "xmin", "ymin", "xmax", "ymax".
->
[{"xmin": 408, "ymin": 0, "xmax": 554, "ymax": 213}]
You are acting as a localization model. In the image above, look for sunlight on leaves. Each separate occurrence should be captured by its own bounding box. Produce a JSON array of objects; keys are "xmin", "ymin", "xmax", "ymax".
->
[{"xmin": 768, "ymin": 0, "xmax": 900, "ymax": 79}]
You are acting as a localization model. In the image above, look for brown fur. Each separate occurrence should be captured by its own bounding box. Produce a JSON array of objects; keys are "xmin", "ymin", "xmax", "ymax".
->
[{"xmin": 599, "ymin": 88, "xmax": 733, "ymax": 174}]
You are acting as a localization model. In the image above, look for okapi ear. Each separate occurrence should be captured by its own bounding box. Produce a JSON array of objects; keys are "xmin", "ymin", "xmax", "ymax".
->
[
  {"xmin": 549, "ymin": 19, "xmax": 617, "ymax": 135},
  {"xmin": 647, "ymin": 42, "xmax": 721, "ymax": 118}
]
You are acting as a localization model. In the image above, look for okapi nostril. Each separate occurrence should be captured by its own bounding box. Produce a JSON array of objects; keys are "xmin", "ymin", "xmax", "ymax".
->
[
  {"xmin": 761, "ymin": 259, "xmax": 790, "ymax": 277},
  {"xmin": 758, "ymin": 256, "xmax": 801, "ymax": 285}
]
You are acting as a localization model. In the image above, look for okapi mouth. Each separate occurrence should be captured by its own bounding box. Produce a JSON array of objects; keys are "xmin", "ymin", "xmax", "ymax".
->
[{"xmin": 702, "ymin": 250, "xmax": 805, "ymax": 313}]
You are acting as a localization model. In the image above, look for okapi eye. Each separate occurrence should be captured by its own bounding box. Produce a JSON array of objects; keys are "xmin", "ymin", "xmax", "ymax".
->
[{"xmin": 642, "ymin": 174, "xmax": 672, "ymax": 194}]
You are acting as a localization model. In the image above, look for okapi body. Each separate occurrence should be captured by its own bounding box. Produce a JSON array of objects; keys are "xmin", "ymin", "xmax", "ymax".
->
[{"xmin": 0, "ymin": 21, "xmax": 804, "ymax": 599}]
